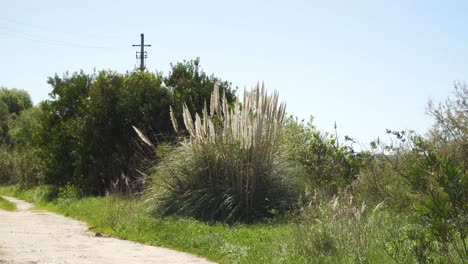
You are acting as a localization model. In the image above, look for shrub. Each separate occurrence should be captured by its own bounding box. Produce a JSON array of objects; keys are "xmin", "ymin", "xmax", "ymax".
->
[
  {"xmin": 148, "ymin": 83, "xmax": 298, "ymax": 223},
  {"xmin": 58, "ymin": 183, "xmax": 83, "ymax": 201},
  {"xmin": 354, "ymin": 132, "xmax": 420, "ymax": 211},
  {"xmin": 426, "ymin": 82, "xmax": 467, "ymax": 168},
  {"xmin": 354, "ymin": 155, "xmax": 416, "ymax": 211},
  {"xmin": 0, "ymin": 147, "xmax": 41, "ymax": 186},
  {"xmin": 404, "ymin": 138, "xmax": 467, "ymax": 263},
  {"xmin": 387, "ymin": 83, "xmax": 467, "ymax": 262},
  {"xmin": 0, "ymin": 146, "xmax": 15, "ymax": 184},
  {"xmin": 360, "ymin": 83, "xmax": 468, "ymax": 262},
  {"xmin": 28, "ymin": 185, "xmax": 59, "ymax": 202},
  {"xmin": 280, "ymin": 117, "xmax": 367, "ymax": 197}
]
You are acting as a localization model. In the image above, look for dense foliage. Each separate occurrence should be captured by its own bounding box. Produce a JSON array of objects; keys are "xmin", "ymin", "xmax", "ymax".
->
[
  {"xmin": 0, "ymin": 59, "xmax": 236, "ymax": 195},
  {"xmin": 351, "ymin": 83, "xmax": 468, "ymax": 263},
  {"xmin": 164, "ymin": 57, "xmax": 236, "ymax": 121},
  {"xmin": 0, "ymin": 88, "xmax": 33, "ymax": 145},
  {"xmin": 0, "ymin": 60, "xmax": 466, "ymax": 263},
  {"xmin": 281, "ymin": 117, "xmax": 368, "ymax": 197},
  {"xmin": 0, "ymin": 88, "xmax": 36, "ymax": 185}
]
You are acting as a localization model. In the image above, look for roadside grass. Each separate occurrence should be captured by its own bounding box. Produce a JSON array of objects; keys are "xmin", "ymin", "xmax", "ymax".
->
[
  {"xmin": 50, "ymin": 197, "xmax": 301, "ymax": 263},
  {"xmin": 0, "ymin": 195, "xmax": 16, "ymax": 211},
  {"xmin": 0, "ymin": 185, "xmax": 420, "ymax": 264},
  {"xmin": 0, "ymin": 185, "xmax": 302, "ymax": 263}
]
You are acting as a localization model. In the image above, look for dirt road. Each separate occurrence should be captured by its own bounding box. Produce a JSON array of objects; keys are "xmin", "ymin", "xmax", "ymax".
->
[{"xmin": 0, "ymin": 196, "xmax": 214, "ymax": 264}]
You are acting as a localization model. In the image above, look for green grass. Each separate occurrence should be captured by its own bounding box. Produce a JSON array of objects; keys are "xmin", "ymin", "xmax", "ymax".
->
[
  {"xmin": 0, "ymin": 184, "xmax": 430, "ymax": 264},
  {"xmin": 50, "ymin": 198, "xmax": 300, "ymax": 263},
  {"xmin": 0, "ymin": 185, "xmax": 302, "ymax": 263},
  {"xmin": 0, "ymin": 195, "xmax": 16, "ymax": 211}
]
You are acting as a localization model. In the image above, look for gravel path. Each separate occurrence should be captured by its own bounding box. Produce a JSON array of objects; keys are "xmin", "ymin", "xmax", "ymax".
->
[{"xmin": 0, "ymin": 196, "xmax": 214, "ymax": 264}]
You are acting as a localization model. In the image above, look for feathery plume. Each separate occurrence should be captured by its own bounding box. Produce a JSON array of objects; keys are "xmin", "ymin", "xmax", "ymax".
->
[
  {"xmin": 170, "ymin": 106, "xmax": 179, "ymax": 133},
  {"xmin": 132, "ymin": 126, "xmax": 152, "ymax": 147}
]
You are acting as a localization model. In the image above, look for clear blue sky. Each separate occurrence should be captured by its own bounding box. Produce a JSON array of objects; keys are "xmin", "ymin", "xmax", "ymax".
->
[{"xmin": 1, "ymin": 0, "xmax": 467, "ymax": 145}]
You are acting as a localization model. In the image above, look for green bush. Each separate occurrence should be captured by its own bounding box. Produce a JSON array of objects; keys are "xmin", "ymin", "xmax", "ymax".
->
[
  {"xmin": 58, "ymin": 183, "xmax": 83, "ymax": 201},
  {"xmin": 0, "ymin": 146, "xmax": 15, "ymax": 184},
  {"xmin": 353, "ymin": 149, "xmax": 418, "ymax": 211},
  {"xmin": 393, "ymin": 84, "xmax": 467, "ymax": 262},
  {"xmin": 403, "ymin": 138, "xmax": 467, "ymax": 263},
  {"xmin": 148, "ymin": 84, "xmax": 298, "ymax": 223},
  {"xmin": 32, "ymin": 61, "xmax": 236, "ymax": 195},
  {"xmin": 29, "ymin": 185, "xmax": 59, "ymax": 202},
  {"xmin": 280, "ymin": 117, "xmax": 367, "ymax": 197},
  {"xmin": 0, "ymin": 87, "xmax": 33, "ymax": 145},
  {"xmin": 358, "ymin": 84, "xmax": 468, "ymax": 262},
  {"xmin": 0, "ymin": 91, "xmax": 42, "ymax": 187},
  {"xmin": 0, "ymin": 147, "xmax": 41, "ymax": 186}
]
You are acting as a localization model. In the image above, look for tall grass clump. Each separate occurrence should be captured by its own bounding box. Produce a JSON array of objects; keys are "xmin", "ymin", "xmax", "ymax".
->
[
  {"xmin": 149, "ymin": 83, "xmax": 298, "ymax": 223},
  {"xmin": 296, "ymin": 193, "xmax": 411, "ymax": 263}
]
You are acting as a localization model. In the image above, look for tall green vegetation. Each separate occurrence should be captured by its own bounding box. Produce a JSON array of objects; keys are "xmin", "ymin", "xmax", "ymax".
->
[
  {"xmin": 281, "ymin": 117, "xmax": 367, "ymax": 197},
  {"xmin": 399, "ymin": 83, "xmax": 467, "ymax": 263},
  {"xmin": 352, "ymin": 83, "xmax": 468, "ymax": 263},
  {"xmin": 296, "ymin": 194, "xmax": 400, "ymax": 263},
  {"xmin": 0, "ymin": 87, "xmax": 33, "ymax": 145},
  {"xmin": 37, "ymin": 71, "xmax": 93, "ymax": 190},
  {"xmin": 149, "ymin": 84, "xmax": 297, "ymax": 223},
  {"xmin": 0, "ymin": 88, "xmax": 37, "ymax": 185},
  {"xmin": 165, "ymin": 57, "xmax": 236, "ymax": 121},
  {"xmin": 0, "ymin": 59, "xmax": 466, "ymax": 263},
  {"xmin": 0, "ymin": 88, "xmax": 33, "ymax": 116},
  {"xmin": 427, "ymin": 82, "xmax": 467, "ymax": 169},
  {"xmin": 0, "ymin": 59, "xmax": 236, "ymax": 195}
]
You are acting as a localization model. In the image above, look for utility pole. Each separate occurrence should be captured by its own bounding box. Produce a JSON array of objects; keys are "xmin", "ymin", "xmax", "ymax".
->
[{"xmin": 132, "ymin": 33, "xmax": 151, "ymax": 71}]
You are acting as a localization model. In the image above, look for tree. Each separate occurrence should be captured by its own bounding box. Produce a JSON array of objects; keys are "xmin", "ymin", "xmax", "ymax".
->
[
  {"xmin": 164, "ymin": 58, "xmax": 236, "ymax": 124},
  {"xmin": 37, "ymin": 71, "xmax": 93, "ymax": 188},
  {"xmin": 36, "ymin": 70, "xmax": 174, "ymax": 194},
  {"xmin": 0, "ymin": 87, "xmax": 33, "ymax": 145},
  {"xmin": 8, "ymin": 106, "xmax": 42, "ymax": 149},
  {"xmin": 80, "ymin": 70, "xmax": 172, "ymax": 194},
  {"xmin": 0, "ymin": 87, "xmax": 33, "ymax": 116},
  {"xmin": 0, "ymin": 101, "xmax": 8, "ymax": 144},
  {"xmin": 21, "ymin": 60, "xmax": 237, "ymax": 195}
]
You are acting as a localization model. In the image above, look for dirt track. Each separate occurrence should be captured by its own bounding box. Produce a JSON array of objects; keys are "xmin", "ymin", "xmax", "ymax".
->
[{"xmin": 0, "ymin": 196, "xmax": 214, "ymax": 264}]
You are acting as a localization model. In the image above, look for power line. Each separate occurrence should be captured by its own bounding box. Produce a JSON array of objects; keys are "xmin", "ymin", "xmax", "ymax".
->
[
  {"xmin": 0, "ymin": 16, "xmax": 124, "ymax": 41},
  {"xmin": 0, "ymin": 27, "xmax": 126, "ymax": 50},
  {"xmin": 132, "ymin": 33, "xmax": 151, "ymax": 71},
  {"xmin": 0, "ymin": 16, "xmax": 128, "ymax": 49}
]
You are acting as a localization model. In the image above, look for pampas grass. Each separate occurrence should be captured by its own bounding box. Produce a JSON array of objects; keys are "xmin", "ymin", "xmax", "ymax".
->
[{"xmin": 150, "ymin": 83, "xmax": 297, "ymax": 223}]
